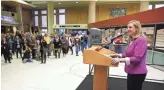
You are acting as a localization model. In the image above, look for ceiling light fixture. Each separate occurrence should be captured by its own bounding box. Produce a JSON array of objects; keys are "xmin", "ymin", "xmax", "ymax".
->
[
  {"xmin": 76, "ymin": 2, "xmax": 78, "ymax": 3},
  {"xmin": 58, "ymin": 3, "xmax": 61, "ymax": 4}
]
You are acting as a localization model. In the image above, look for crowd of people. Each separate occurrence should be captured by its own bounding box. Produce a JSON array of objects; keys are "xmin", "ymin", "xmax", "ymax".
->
[{"xmin": 1, "ymin": 31, "xmax": 88, "ymax": 64}]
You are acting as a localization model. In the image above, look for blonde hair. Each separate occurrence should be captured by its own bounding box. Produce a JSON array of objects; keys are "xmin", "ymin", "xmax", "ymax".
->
[{"xmin": 128, "ymin": 20, "xmax": 142, "ymax": 42}]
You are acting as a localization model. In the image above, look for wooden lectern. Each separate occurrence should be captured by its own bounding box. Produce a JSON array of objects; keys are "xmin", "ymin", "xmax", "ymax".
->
[{"xmin": 83, "ymin": 46, "xmax": 118, "ymax": 90}]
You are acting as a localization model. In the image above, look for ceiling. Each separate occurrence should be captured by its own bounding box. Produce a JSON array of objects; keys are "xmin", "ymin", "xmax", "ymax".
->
[
  {"xmin": 27, "ymin": 1, "xmax": 164, "ymax": 9},
  {"xmin": 26, "ymin": 1, "xmax": 142, "ymax": 9},
  {"xmin": 2, "ymin": 0, "xmax": 164, "ymax": 9},
  {"xmin": 1, "ymin": 1, "xmax": 35, "ymax": 9}
]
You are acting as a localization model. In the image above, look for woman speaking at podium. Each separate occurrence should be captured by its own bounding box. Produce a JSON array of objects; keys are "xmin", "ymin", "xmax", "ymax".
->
[{"xmin": 110, "ymin": 20, "xmax": 147, "ymax": 90}]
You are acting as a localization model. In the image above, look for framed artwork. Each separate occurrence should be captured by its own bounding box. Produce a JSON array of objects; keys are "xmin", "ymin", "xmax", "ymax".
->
[{"xmin": 110, "ymin": 8, "xmax": 126, "ymax": 17}]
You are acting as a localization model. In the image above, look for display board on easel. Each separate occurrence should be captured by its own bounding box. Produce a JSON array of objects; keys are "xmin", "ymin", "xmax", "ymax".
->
[{"xmin": 156, "ymin": 29, "xmax": 164, "ymax": 50}]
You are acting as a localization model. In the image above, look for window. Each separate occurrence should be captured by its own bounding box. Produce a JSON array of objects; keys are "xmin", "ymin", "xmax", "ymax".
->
[
  {"xmin": 59, "ymin": 15, "xmax": 65, "ymax": 25},
  {"xmin": 59, "ymin": 9, "xmax": 65, "ymax": 13},
  {"xmin": 155, "ymin": 4, "xmax": 164, "ymax": 8},
  {"xmin": 42, "ymin": 16, "xmax": 47, "ymax": 27},
  {"xmin": 34, "ymin": 16, "xmax": 38, "ymax": 26},
  {"xmin": 149, "ymin": 5, "xmax": 152, "ymax": 10},
  {"xmin": 54, "ymin": 10, "xmax": 56, "ymax": 13},
  {"xmin": 54, "ymin": 15, "xmax": 56, "ymax": 24},
  {"xmin": 34, "ymin": 11, "xmax": 38, "ymax": 15},
  {"xmin": 59, "ymin": 14, "xmax": 65, "ymax": 34},
  {"xmin": 41, "ymin": 29, "xmax": 48, "ymax": 36},
  {"xmin": 41, "ymin": 10, "xmax": 47, "ymax": 14}
]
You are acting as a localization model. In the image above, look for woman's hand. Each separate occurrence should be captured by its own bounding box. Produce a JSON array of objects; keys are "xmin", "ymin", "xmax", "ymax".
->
[
  {"xmin": 111, "ymin": 57, "xmax": 130, "ymax": 65},
  {"xmin": 111, "ymin": 58, "xmax": 120, "ymax": 64}
]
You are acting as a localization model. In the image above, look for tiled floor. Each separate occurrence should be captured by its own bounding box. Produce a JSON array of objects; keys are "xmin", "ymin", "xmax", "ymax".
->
[{"xmin": 1, "ymin": 52, "xmax": 164, "ymax": 90}]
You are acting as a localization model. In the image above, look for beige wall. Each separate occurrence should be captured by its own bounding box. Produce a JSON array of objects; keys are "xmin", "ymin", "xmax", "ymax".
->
[
  {"xmin": 66, "ymin": 3, "xmax": 140, "ymax": 24},
  {"xmin": 66, "ymin": 6, "xmax": 88, "ymax": 24},
  {"xmin": 22, "ymin": 8, "xmax": 32, "ymax": 32},
  {"xmin": 96, "ymin": 3, "xmax": 140, "ymax": 21}
]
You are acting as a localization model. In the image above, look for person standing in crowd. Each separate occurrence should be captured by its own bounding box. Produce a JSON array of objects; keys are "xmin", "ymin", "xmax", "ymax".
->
[
  {"xmin": 61, "ymin": 35, "xmax": 69, "ymax": 57},
  {"xmin": 108, "ymin": 32, "xmax": 113, "ymax": 50},
  {"xmin": 31, "ymin": 35, "xmax": 37, "ymax": 59},
  {"xmin": 16, "ymin": 31, "xmax": 22, "ymax": 40},
  {"xmin": 26, "ymin": 35, "xmax": 32, "ymax": 48},
  {"xmin": 1, "ymin": 37, "xmax": 11, "ymax": 63},
  {"xmin": 6, "ymin": 35, "xmax": 13, "ymax": 59},
  {"xmin": 21, "ymin": 36, "xmax": 26, "ymax": 51},
  {"xmin": 66, "ymin": 35, "xmax": 69, "ymax": 54},
  {"xmin": 36, "ymin": 32, "xmax": 41, "ymax": 41},
  {"xmin": 14, "ymin": 36, "xmax": 22, "ymax": 58},
  {"xmin": 1, "ymin": 38, "xmax": 4, "ymax": 56},
  {"xmin": 44, "ymin": 33, "xmax": 51, "ymax": 57},
  {"xmin": 50, "ymin": 34, "xmax": 55, "ymax": 56},
  {"xmin": 36, "ymin": 39, "xmax": 41, "ymax": 61},
  {"xmin": 68, "ymin": 34, "xmax": 73, "ymax": 55},
  {"xmin": 101, "ymin": 36, "xmax": 109, "ymax": 49},
  {"xmin": 11, "ymin": 33, "xmax": 16, "ymax": 54},
  {"xmin": 74, "ymin": 34, "xmax": 80, "ymax": 56},
  {"xmin": 53, "ymin": 35, "xmax": 62, "ymax": 58},
  {"xmin": 40, "ymin": 37, "xmax": 47, "ymax": 64},
  {"xmin": 78, "ymin": 34, "xmax": 82, "ymax": 51},
  {"xmin": 80, "ymin": 33, "xmax": 88, "ymax": 53},
  {"xmin": 109, "ymin": 20, "xmax": 147, "ymax": 90}
]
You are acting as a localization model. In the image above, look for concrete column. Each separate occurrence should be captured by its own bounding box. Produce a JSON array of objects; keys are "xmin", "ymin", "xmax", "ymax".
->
[
  {"xmin": 140, "ymin": 1, "xmax": 149, "ymax": 12},
  {"xmin": 47, "ymin": 1, "xmax": 54, "ymax": 34},
  {"xmin": 88, "ymin": 1, "xmax": 96, "ymax": 23}
]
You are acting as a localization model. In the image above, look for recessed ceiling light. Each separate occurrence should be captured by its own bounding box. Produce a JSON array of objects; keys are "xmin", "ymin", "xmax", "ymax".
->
[
  {"xmin": 58, "ymin": 3, "xmax": 61, "ymax": 4},
  {"xmin": 76, "ymin": 2, "xmax": 78, "ymax": 3}
]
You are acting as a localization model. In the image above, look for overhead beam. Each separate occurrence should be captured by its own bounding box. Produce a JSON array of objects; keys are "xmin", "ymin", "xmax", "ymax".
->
[{"xmin": 88, "ymin": 7, "xmax": 164, "ymax": 28}]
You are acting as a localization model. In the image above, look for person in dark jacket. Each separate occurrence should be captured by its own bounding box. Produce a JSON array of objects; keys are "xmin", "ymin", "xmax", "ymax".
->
[
  {"xmin": 80, "ymin": 33, "xmax": 88, "ymax": 53},
  {"xmin": 2, "ymin": 38, "xmax": 11, "ymax": 63},
  {"xmin": 22, "ymin": 46, "xmax": 32, "ymax": 63},
  {"xmin": 40, "ymin": 37, "xmax": 47, "ymax": 64},
  {"xmin": 14, "ymin": 36, "xmax": 22, "ymax": 58},
  {"xmin": 61, "ymin": 35, "xmax": 69, "ymax": 57},
  {"xmin": 11, "ymin": 34, "xmax": 16, "ymax": 54},
  {"xmin": 31, "ymin": 36, "xmax": 37, "ymax": 59},
  {"xmin": 6, "ymin": 36, "xmax": 13, "ymax": 59},
  {"xmin": 53, "ymin": 35, "xmax": 62, "ymax": 58}
]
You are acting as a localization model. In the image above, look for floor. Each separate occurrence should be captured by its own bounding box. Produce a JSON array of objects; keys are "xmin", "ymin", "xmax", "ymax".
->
[
  {"xmin": 149, "ymin": 65, "xmax": 164, "ymax": 72},
  {"xmin": 1, "ymin": 51, "xmax": 164, "ymax": 90}
]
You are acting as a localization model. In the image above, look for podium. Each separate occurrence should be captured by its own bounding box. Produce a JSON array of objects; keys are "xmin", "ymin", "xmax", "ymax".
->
[{"xmin": 83, "ymin": 46, "xmax": 118, "ymax": 90}]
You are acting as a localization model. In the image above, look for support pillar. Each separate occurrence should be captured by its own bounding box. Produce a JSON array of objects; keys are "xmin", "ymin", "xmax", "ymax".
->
[
  {"xmin": 140, "ymin": 1, "xmax": 149, "ymax": 12},
  {"xmin": 16, "ymin": 4, "xmax": 24, "ymax": 33},
  {"xmin": 88, "ymin": 1, "xmax": 96, "ymax": 23},
  {"xmin": 47, "ymin": 1, "xmax": 54, "ymax": 34}
]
